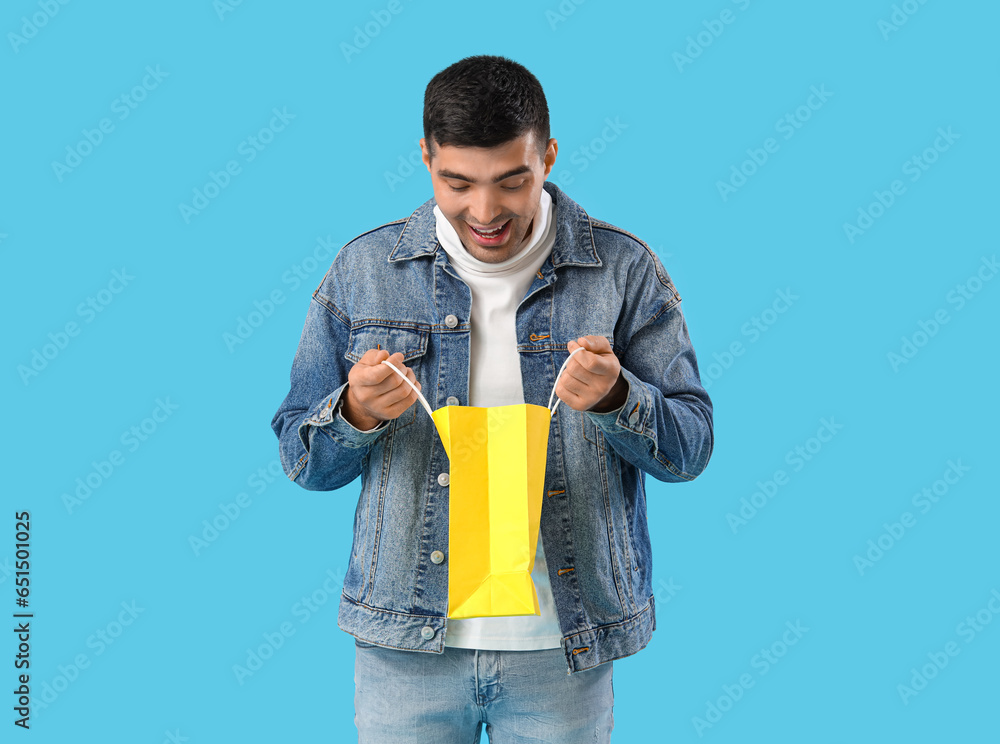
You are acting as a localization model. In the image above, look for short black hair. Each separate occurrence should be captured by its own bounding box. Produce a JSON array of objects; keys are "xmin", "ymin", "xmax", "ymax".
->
[{"xmin": 423, "ymin": 55, "xmax": 550, "ymax": 160}]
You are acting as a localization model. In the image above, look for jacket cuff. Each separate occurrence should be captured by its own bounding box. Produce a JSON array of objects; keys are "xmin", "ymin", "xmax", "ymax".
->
[
  {"xmin": 297, "ymin": 383, "xmax": 389, "ymax": 453},
  {"xmin": 585, "ymin": 367, "xmax": 648, "ymax": 434}
]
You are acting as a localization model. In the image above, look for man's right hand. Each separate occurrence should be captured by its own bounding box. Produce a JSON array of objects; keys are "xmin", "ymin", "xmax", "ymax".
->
[{"xmin": 341, "ymin": 349, "xmax": 421, "ymax": 431}]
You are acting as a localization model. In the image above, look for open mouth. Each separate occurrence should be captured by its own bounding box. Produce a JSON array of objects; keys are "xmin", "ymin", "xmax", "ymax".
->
[{"xmin": 468, "ymin": 219, "xmax": 511, "ymax": 245}]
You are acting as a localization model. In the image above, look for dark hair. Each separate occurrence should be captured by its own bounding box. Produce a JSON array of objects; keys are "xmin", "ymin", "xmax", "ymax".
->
[{"xmin": 423, "ymin": 55, "xmax": 550, "ymax": 159}]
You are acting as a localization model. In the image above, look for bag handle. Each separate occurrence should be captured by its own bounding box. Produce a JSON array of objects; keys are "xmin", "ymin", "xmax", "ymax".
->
[
  {"xmin": 379, "ymin": 361, "xmax": 435, "ymax": 419},
  {"xmin": 546, "ymin": 346, "xmax": 584, "ymax": 416},
  {"xmin": 381, "ymin": 346, "xmax": 584, "ymax": 418}
]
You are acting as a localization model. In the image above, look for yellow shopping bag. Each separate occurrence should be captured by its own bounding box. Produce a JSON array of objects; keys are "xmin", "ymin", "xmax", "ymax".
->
[{"xmin": 382, "ymin": 348, "xmax": 583, "ymax": 619}]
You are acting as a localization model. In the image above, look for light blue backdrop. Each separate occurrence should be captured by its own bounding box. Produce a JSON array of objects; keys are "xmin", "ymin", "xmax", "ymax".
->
[{"xmin": 3, "ymin": 0, "xmax": 998, "ymax": 741}]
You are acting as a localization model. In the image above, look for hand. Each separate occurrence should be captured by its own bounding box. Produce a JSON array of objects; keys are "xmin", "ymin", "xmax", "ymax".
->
[
  {"xmin": 341, "ymin": 349, "xmax": 421, "ymax": 430},
  {"xmin": 555, "ymin": 336, "xmax": 628, "ymax": 413}
]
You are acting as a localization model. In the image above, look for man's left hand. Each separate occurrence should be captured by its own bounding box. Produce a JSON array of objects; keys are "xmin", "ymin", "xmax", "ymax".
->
[{"xmin": 556, "ymin": 336, "xmax": 629, "ymax": 413}]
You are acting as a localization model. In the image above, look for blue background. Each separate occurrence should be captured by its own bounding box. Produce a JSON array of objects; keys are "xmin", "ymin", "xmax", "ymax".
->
[{"xmin": 3, "ymin": 0, "xmax": 998, "ymax": 741}]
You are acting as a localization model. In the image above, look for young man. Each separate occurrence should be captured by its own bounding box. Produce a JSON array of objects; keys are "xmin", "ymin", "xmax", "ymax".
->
[{"xmin": 271, "ymin": 55, "xmax": 713, "ymax": 743}]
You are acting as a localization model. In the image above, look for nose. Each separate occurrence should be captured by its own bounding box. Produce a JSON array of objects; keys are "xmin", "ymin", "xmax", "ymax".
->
[{"xmin": 468, "ymin": 190, "xmax": 503, "ymax": 225}]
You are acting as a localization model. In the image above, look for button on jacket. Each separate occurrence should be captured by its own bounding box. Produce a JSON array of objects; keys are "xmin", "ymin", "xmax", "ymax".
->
[{"xmin": 270, "ymin": 181, "xmax": 714, "ymax": 673}]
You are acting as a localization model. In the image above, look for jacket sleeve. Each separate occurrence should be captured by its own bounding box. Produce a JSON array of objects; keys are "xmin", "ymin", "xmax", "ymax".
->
[
  {"xmin": 270, "ymin": 284, "xmax": 389, "ymax": 491},
  {"xmin": 585, "ymin": 251, "xmax": 714, "ymax": 483}
]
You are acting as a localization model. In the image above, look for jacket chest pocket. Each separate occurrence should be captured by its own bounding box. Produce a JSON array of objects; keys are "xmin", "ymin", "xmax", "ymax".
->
[{"xmin": 345, "ymin": 322, "xmax": 431, "ymax": 430}]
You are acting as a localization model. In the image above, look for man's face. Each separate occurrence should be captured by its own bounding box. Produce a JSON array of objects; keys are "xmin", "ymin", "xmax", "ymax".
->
[{"xmin": 421, "ymin": 132, "xmax": 558, "ymax": 263}]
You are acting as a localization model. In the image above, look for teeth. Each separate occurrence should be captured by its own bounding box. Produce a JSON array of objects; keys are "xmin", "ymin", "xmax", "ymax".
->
[{"xmin": 472, "ymin": 222, "xmax": 505, "ymax": 236}]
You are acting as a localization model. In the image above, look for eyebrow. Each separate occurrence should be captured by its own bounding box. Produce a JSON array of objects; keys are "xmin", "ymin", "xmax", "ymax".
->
[{"xmin": 436, "ymin": 165, "xmax": 532, "ymax": 183}]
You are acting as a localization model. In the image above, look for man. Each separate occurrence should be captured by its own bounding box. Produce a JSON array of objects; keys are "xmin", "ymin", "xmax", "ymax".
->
[{"xmin": 271, "ymin": 55, "xmax": 713, "ymax": 743}]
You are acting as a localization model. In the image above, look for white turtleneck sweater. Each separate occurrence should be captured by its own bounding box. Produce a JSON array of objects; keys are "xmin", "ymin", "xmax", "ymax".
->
[{"xmin": 434, "ymin": 187, "xmax": 563, "ymax": 650}]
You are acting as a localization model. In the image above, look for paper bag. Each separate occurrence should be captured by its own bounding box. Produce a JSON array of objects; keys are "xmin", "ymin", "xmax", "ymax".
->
[
  {"xmin": 382, "ymin": 346, "xmax": 582, "ymax": 619},
  {"xmin": 432, "ymin": 403, "xmax": 551, "ymax": 618}
]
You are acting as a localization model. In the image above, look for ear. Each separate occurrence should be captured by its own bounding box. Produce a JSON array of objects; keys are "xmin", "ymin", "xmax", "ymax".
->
[
  {"xmin": 542, "ymin": 138, "xmax": 558, "ymax": 177},
  {"xmin": 420, "ymin": 137, "xmax": 433, "ymax": 171}
]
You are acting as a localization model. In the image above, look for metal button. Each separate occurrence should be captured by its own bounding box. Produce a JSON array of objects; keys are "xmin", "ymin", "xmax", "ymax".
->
[
  {"xmin": 445, "ymin": 396, "xmax": 460, "ymax": 406},
  {"xmin": 628, "ymin": 408, "xmax": 640, "ymax": 426},
  {"xmin": 430, "ymin": 550, "xmax": 445, "ymax": 564},
  {"xmin": 444, "ymin": 314, "xmax": 459, "ymax": 328},
  {"xmin": 437, "ymin": 472, "xmax": 450, "ymax": 487},
  {"xmin": 421, "ymin": 626, "xmax": 435, "ymax": 640}
]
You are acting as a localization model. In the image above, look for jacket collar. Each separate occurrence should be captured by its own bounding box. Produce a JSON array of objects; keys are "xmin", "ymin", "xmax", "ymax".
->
[{"xmin": 388, "ymin": 181, "xmax": 601, "ymax": 268}]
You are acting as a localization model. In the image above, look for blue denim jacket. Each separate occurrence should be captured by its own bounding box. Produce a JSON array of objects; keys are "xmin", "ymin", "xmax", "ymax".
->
[{"xmin": 271, "ymin": 182, "xmax": 713, "ymax": 673}]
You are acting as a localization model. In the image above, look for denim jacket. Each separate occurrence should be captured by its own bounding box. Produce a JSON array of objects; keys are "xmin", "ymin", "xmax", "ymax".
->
[{"xmin": 271, "ymin": 181, "xmax": 713, "ymax": 673}]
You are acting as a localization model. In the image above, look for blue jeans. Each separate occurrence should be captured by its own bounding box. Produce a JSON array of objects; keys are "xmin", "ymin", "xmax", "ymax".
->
[{"xmin": 354, "ymin": 642, "xmax": 614, "ymax": 743}]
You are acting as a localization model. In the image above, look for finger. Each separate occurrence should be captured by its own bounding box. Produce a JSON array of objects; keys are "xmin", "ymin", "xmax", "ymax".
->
[
  {"xmin": 359, "ymin": 348, "xmax": 391, "ymax": 366},
  {"xmin": 561, "ymin": 365, "xmax": 597, "ymax": 391},
  {"xmin": 374, "ymin": 371, "xmax": 421, "ymax": 411},
  {"xmin": 380, "ymin": 351, "xmax": 413, "ymax": 379},
  {"xmin": 352, "ymin": 366, "xmax": 399, "ymax": 399},
  {"xmin": 367, "ymin": 363, "xmax": 416, "ymax": 395},
  {"xmin": 372, "ymin": 385, "xmax": 412, "ymax": 410},
  {"xmin": 560, "ymin": 347, "xmax": 598, "ymax": 390},
  {"xmin": 374, "ymin": 356, "xmax": 423, "ymax": 397},
  {"xmin": 384, "ymin": 363, "xmax": 419, "ymax": 394},
  {"xmin": 358, "ymin": 350, "xmax": 406, "ymax": 382},
  {"xmin": 578, "ymin": 335, "xmax": 613, "ymax": 354},
  {"xmin": 560, "ymin": 358, "xmax": 619, "ymax": 406},
  {"xmin": 366, "ymin": 350, "xmax": 405, "ymax": 372},
  {"xmin": 554, "ymin": 384, "xmax": 589, "ymax": 411},
  {"xmin": 567, "ymin": 349, "xmax": 616, "ymax": 379},
  {"xmin": 559, "ymin": 351, "xmax": 600, "ymax": 388},
  {"xmin": 406, "ymin": 365, "xmax": 420, "ymax": 387}
]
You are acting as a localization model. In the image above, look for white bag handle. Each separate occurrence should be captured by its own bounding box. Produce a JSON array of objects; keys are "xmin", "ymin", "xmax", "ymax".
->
[
  {"xmin": 380, "ymin": 360, "xmax": 435, "ymax": 419},
  {"xmin": 381, "ymin": 346, "xmax": 584, "ymax": 418},
  {"xmin": 546, "ymin": 346, "xmax": 584, "ymax": 416}
]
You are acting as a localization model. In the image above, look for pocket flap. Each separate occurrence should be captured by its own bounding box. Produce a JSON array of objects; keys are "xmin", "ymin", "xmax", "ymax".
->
[{"xmin": 345, "ymin": 322, "xmax": 429, "ymax": 364}]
